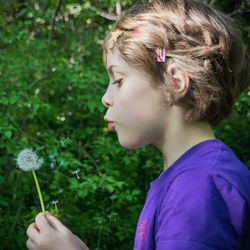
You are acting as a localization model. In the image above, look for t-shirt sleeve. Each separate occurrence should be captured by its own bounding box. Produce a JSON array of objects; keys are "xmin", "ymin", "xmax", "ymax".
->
[{"xmin": 155, "ymin": 170, "xmax": 248, "ymax": 250}]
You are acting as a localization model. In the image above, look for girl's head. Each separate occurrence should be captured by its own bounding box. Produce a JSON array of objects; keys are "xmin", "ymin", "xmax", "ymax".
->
[{"xmin": 103, "ymin": 0, "xmax": 249, "ymax": 126}]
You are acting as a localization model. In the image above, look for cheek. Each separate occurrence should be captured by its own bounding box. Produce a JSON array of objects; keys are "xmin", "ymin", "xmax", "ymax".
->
[
  {"xmin": 115, "ymin": 89, "xmax": 138, "ymax": 119},
  {"xmin": 114, "ymin": 93, "xmax": 164, "ymax": 148},
  {"xmin": 116, "ymin": 91, "xmax": 161, "ymax": 126},
  {"xmin": 116, "ymin": 97, "xmax": 148, "ymax": 130}
]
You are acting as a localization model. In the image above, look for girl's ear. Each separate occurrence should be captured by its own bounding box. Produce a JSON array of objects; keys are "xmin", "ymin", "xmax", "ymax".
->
[{"xmin": 167, "ymin": 63, "xmax": 190, "ymax": 102}]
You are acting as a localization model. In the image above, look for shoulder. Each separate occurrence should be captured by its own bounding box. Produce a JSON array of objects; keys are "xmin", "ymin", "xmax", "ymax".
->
[
  {"xmin": 155, "ymin": 140, "xmax": 250, "ymax": 248},
  {"xmin": 161, "ymin": 163, "xmax": 250, "ymax": 213},
  {"xmin": 156, "ymin": 167, "xmax": 249, "ymax": 249},
  {"xmin": 161, "ymin": 140, "xmax": 250, "ymax": 207}
]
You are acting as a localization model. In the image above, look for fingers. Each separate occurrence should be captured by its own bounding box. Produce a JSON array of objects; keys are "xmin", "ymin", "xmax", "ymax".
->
[
  {"xmin": 72, "ymin": 234, "xmax": 90, "ymax": 250},
  {"xmin": 26, "ymin": 223, "xmax": 40, "ymax": 240},
  {"xmin": 26, "ymin": 238, "xmax": 37, "ymax": 250},
  {"xmin": 35, "ymin": 212, "xmax": 50, "ymax": 231},
  {"xmin": 45, "ymin": 211, "xmax": 67, "ymax": 233}
]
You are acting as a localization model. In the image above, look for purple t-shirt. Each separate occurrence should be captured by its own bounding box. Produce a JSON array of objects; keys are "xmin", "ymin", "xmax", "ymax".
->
[{"xmin": 133, "ymin": 139, "xmax": 250, "ymax": 250}]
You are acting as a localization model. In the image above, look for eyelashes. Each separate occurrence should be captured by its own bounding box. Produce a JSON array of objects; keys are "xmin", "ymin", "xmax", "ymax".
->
[{"xmin": 111, "ymin": 78, "xmax": 123, "ymax": 86}]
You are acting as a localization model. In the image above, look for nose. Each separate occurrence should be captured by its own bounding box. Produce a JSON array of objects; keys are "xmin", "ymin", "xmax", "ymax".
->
[{"xmin": 102, "ymin": 90, "xmax": 113, "ymax": 108}]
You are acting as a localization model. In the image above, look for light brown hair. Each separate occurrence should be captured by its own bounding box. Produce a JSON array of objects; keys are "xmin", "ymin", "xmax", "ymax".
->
[{"xmin": 103, "ymin": 0, "xmax": 249, "ymax": 126}]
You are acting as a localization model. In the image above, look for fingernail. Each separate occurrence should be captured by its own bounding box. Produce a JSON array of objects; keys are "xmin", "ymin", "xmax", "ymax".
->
[{"xmin": 46, "ymin": 211, "xmax": 51, "ymax": 216}]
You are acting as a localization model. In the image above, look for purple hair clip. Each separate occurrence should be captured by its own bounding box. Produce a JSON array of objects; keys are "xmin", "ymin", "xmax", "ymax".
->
[{"xmin": 156, "ymin": 47, "xmax": 167, "ymax": 62}]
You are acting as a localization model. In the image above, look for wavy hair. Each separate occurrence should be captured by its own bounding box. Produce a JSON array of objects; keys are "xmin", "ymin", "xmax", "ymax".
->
[{"xmin": 103, "ymin": 0, "xmax": 249, "ymax": 126}]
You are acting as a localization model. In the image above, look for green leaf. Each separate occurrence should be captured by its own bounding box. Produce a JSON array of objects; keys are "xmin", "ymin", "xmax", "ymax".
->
[
  {"xmin": 0, "ymin": 175, "xmax": 5, "ymax": 183},
  {"xmin": 4, "ymin": 131, "xmax": 12, "ymax": 139}
]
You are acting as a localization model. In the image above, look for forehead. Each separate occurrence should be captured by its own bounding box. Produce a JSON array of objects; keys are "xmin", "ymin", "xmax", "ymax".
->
[{"xmin": 106, "ymin": 49, "xmax": 129, "ymax": 74}]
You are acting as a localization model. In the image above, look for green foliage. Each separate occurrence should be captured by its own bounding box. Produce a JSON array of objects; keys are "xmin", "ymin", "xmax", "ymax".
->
[{"xmin": 0, "ymin": 0, "xmax": 249, "ymax": 249}]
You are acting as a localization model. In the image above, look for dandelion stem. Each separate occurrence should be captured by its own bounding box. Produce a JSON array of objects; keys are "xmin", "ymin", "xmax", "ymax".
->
[{"xmin": 31, "ymin": 168, "xmax": 45, "ymax": 215}]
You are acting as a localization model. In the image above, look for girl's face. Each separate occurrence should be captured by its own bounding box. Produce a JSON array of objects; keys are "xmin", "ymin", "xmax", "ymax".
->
[{"xmin": 102, "ymin": 49, "xmax": 168, "ymax": 149}]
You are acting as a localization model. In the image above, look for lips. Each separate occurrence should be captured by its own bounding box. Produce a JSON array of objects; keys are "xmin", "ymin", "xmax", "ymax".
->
[
  {"xmin": 104, "ymin": 117, "xmax": 115, "ymax": 131},
  {"xmin": 108, "ymin": 122, "xmax": 115, "ymax": 131}
]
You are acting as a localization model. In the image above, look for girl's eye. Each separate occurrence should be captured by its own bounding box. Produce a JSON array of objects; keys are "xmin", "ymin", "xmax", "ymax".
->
[{"xmin": 112, "ymin": 78, "xmax": 123, "ymax": 87}]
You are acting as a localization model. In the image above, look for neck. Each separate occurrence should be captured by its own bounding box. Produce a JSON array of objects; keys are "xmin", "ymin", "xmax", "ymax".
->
[{"xmin": 154, "ymin": 106, "xmax": 215, "ymax": 171}]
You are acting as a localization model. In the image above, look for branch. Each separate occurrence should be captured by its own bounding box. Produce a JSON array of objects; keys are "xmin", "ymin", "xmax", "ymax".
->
[
  {"xmin": 7, "ymin": 112, "xmax": 44, "ymax": 144},
  {"xmin": 30, "ymin": 75, "xmax": 50, "ymax": 88},
  {"xmin": 83, "ymin": 148, "xmax": 102, "ymax": 176},
  {"xmin": 208, "ymin": 0, "xmax": 216, "ymax": 7},
  {"xmin": 9, "ymin": 191, "xmax": 25, "ymax": 236},
  {"xmin": 116, "ymin": 0, "xmax": 121, "ymax": 16},
  {"xmin": 48, "ymin": 0, "xmax": 63, "ymax": 51},
  {"xmin": 90, "ymin": 5, "xmax": 118, "ymax": 21},
  {"xmin": 229, "ymin": 0, "xmax": 247, "ymax": 17},
  {"xmin": 0, "ymin": 162, "xmax": 12, "ymax": 196}
]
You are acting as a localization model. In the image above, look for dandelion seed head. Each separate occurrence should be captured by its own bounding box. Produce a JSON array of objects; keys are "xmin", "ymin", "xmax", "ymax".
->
[{"xmin": 16, "ymin": 148, "xmax": 44, "ymax": 172}]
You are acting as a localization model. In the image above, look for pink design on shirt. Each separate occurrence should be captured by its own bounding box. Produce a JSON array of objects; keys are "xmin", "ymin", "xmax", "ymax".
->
[{"xmin": 138, "ymin": 218, "xmax": 149, "ymax": 247}]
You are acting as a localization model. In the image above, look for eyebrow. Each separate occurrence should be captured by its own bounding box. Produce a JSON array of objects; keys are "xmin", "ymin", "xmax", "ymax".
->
[{"xmin": 107, "ymin": 65, "xmax": 121, "ymax": 74}]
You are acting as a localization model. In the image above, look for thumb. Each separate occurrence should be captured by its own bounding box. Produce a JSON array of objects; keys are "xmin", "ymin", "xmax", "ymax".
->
[{"xmin": 46, "ymin": 211, "xmax": 68, "ymax": 233}]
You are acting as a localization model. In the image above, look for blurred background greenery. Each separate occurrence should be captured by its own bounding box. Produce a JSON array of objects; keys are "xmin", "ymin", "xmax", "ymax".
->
[{"xmin": 0, "ymin": 0, "xmax": 249, "ymax": 249}]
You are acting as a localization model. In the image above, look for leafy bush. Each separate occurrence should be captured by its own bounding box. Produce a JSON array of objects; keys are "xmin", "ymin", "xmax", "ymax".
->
[{"xmin": 0, "ymin": 1, "xmax": 249, "ymax": 249}]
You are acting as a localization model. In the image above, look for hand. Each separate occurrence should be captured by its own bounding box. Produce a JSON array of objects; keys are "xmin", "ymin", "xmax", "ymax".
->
[{"xmin": 26, "ymin": 212, "xmax": 89, "ymax": 250}]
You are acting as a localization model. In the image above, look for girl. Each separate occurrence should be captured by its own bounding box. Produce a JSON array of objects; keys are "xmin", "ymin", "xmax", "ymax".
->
[{"xmin": 26, "ymin": 0, "xmax": 250, "ymax": 249}]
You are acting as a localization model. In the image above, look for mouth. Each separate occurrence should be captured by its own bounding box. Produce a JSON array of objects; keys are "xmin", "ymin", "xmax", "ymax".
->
[
  {"xmin": 104, "ymin": 117, "xmax": 116, "ymax": 131},
  {"xmin": 108, "ymin": 122, "xmax": 115, "ymax": 131}
]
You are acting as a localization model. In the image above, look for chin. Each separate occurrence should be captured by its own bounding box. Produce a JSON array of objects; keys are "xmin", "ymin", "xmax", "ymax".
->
[{"xmin": 118, "ymin": 136, "xmax": 148, "ymax": 150}]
